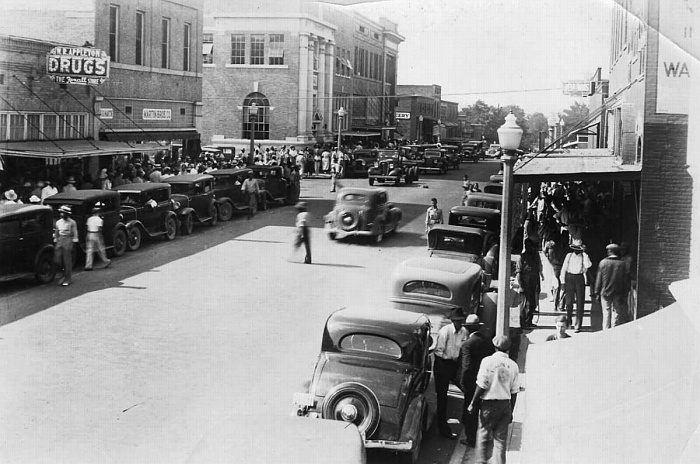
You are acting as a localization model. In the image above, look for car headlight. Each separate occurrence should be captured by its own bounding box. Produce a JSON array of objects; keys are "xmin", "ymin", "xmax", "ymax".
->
[
  {"xmin": 389, "ymin": 163, "xmax": 394, "ymax": 169},
  {"xmin": 373, "ymin": 162, "xmax": 379, "ymax": 168}
]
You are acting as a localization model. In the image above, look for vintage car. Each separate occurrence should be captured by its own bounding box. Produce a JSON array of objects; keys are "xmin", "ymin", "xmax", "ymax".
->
[
  {"xmin": 462, "ymin": 141, "xmax": 483, "ymax": 163},
  {"xmin": 417, "ymin": 149, "xmax": 449, "ymax": 175},
  {"xmin": 293, "ymin": 306, "xmax": 433, "ymax": 464},
  {"xmin": 345, "ymin": 149, "xmax": 379, "ymax": 178},
  {"xmin": 250, "ymin": 165, "xmax": 293, "ymax": 207},
  {"xmin": 368, "ymin": 149, "xmax": 420, "ymax": 186},
  {"xmin": 483, "ymin": 182, "xmax": 503, "ymax": 195},
  {"xmin": 187, "ymin": 415, "xmax": 366, "ymax": 464},
  {"xmin": 324, "ymin": 187, "xmax": 402, "ymax": 243},
  {"xmin": 210, "ymin": 167, "xmax": 253, "ymax": 220},
  {"xmin": 440, "ymin": 145, "xmax": 462, "ymax": 170},
  {"xmin": 390, "ymin": 257, "xmax": 495, "ymax": 338},
  {"xmin": 44, "ymin": 190, "xmax": 128, "ymax": 257},
  {"xmin": 427, "ymin": 225, "xmax": 498, "ymax": 289},
  {"xmin": 486, "ymin": 144, "xmax": 502, "ymax": 159},
  {"xmin": 448, "ymin": 206, "xmax": 501, "ymax": 235},
  {"xmin": 489, "ymin": 174, "xmax": 504, "ymax": 184},
  {"xmin": 114, "ymin": 183, "xmax": 178, "ymax": 250},
  {"xmin": 164, "ymin": 174, "xmax": 219, "ymax": 234},
  {"xmin": 462, "ymin": 192, "xmax": 503, "ymax": 211},
  {"xmin": 0, "ymin": 204, "xmax": 56, "ymax": 284}
]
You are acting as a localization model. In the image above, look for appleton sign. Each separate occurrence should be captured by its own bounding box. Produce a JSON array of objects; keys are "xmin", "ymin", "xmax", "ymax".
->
[{"xmin": 46, "ymin": 47, "xmax": 110, "ymax": 85}]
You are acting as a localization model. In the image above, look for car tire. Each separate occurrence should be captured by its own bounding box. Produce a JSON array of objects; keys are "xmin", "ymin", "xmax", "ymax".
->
[
  {"xmin": 369, "ymin": 177, "xmax": 375, "ymax": 186},
  {"xmin": 218, "ymin": 201, "xmax": 233, "ymax": 221},
  {"xmin": 181, "ymin": 214, "xmax": 194, "ymax": 235},
  {"xmin": 322, "ymin": 382, "xmax": 380, "ymax": 439},
  {"xmin": 328, "ymin": 231, "xmax": 337, "ymax": 240},
  {"xmin": 127, "ymin": 226, "xmax": 142, "ymax": 252},
  {"xmin": 112, "ymin": 228, "xmax": 127, "ymax": 257},
  {"xmin": 34, "ymin": 250, "xmax": 56, "ymax": 284},
  {"xmin": 412, "ymin": 167, "xmax": 420, "ymax": 181},
  {"xmin": 164, "ymin": 216, "xmax": 177, "ymax": 241}
]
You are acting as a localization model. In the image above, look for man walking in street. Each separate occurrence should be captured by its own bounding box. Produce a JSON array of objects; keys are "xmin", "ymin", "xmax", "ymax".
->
[
  {"xmin": 594, "ymin": 243, "xmax": 631, "ymax": 329},
  {"xmin": 291, "ymin": 201, "xmax": 311, "ymax": 264},
  {"xmin": 433, "ymin": 308, "xmax": 467, "ymax": 439},
  {"xmin": 241, "ymin": 171, "xmax": 260, "ymax": 220},
  {"xmin": 84, "ymin": 204, "xmax": 111, "ymax": 271},
  {"xmin": 560, "ymin": 238, "xmax": 592, "ymax": 332},
  {"xmin": 460, "ymin": 315, "xmax": 495, "ymax": 447},
  {"xmin": 54, "ymin": 205, "xmax": 79, "ymax": 286},
  {"xmin": 467, "ymin": 335, "xmax": 520, "ymax": 464},
  {"xmin": 425, "ymin": 197, "xmax": 444, "ymax": 234}
]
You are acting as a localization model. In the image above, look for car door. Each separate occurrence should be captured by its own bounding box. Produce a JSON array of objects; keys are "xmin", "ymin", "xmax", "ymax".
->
[
  {"xmin": 19, "ymin": 210, "xmax": 51, "ymax": 268},
  {"xmin": 140, "ymin": 190, "xmax": 163, "ymax": 234},
  {"xmin": 0, "ymin": 216, "xmax": 24, "ymax": 276}
]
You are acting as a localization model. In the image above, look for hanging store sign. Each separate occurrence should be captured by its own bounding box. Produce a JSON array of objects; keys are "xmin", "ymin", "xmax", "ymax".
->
[
  {"xmin": 142, "ymin": 109, "xmax": 172, "ymax": 120},
  {"xmin": 562, "ymin": 81, "xmax": 592, "ymax": 96},
  {"xmin": 46, "ymin": 47, "xmax": 110, "ymax": 85},
  {"xmin": 99, "ymin": 108, "xmax": 114, "ymax": 119}
]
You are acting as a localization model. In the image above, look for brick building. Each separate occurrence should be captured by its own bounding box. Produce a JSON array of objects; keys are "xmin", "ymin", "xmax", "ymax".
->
[
  {"xmin": 394, "ymin": 85, "xmax": 459, "ymax": 143},
  {"xmin": 1, "ymin": 0, "xmax": 204, "ymax": 178}
]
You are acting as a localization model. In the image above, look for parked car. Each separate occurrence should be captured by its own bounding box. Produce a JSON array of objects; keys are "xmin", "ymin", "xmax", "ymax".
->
[
  {"xmin": 483, "ymin": 182, "xmax": 503, "ymax": 195},
  {"xmin": 187, "ymin": 416, "xmax": 366, "ymax": 464},
  {"xmin": 368, "ymin": 150, "xmax": 420, "ymax": 186},
  {"xmin": 448, "ymin": 206, "xmax": 501, "ymax": 236},
  {"xmin": 293, "ymin": 306, "xmax": 434, "ymax": 464},
  {"xmin": 345, "ymin": 149, "xmax": 379, "ymax": 178},
  {"xmin": 463, "ymin": 141, "xmax": 483, "ymax": 163},
  {"xmin": 44, "ymin": 190, "xmax": 128, "ymax": 258},
  {"xmin": 210, "ymin": 167, "xmax": 253, "ymax": 220},
  {"xmin": 114, "ymin": 183, "xmax": 178, "ymax": 250},
  {"xmin": 164, "ymin": 174, "xmax": 219, "ymax": 234},
  {"xmin": 427, "ymin": 224, "xmax": 498, "ymax": 289},
  {"xmin": 0, "ymin": 204, "xmax": 56, "ymax": 283},
  {"xmin": 489, "ymin": 174, "xmax": 504, "ymax": 184},
  {"xmin": 390, "ymin": 257, "xmax": 493, "ymax": 338},
  {"xmin": 440, "ymin": 145, "xmax": 462, "ymax": 169},
  {"xmin": 417, "ymin": 149, "xmax": 449, "ymax": 175},
  {"xmin": 462, "ymin": 192, "xmax": 503, "ymax": 211},
  {"xmin": 324, "ymin": 187, "xmax": 402, "ymax": 243},
  {"xmin": 250, "ymin": 165, "xmax": 293, "ymax": 208},
  {"xmin": 486, "ymin": 144, "xmax": 502, "ymax": 159}
]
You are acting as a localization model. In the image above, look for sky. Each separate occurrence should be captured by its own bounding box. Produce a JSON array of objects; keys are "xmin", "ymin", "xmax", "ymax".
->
[{"xmin": 347, "ymin": 0, "xmax": 614, "ymax": 118}]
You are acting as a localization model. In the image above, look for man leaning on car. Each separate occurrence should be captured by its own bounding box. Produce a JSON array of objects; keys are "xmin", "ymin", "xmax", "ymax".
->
[{"xmin": 433, "ymin": 308, "xmax": 467, "ymax": 439}]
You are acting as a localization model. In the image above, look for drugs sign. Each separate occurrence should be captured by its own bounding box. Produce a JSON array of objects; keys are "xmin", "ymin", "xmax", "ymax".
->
[{"xmin": 47, "ymin": 47, "xmax": 110, "ymax": 85}]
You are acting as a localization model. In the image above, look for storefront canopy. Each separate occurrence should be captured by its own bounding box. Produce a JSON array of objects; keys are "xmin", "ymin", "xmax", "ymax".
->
[
  {"xmin": 342, "ymin": 131, "xmax": 381, "ymax": 137},
  {"xmin": 0, "ymin": 140, "xmax": 165, "ymax": 160},
  {"xmin": 513, "ymin": 148, "xmax": 641, "ymax": 183},
  {"xmin": 101, "ymin": 129, "xmax": 200, "ymax": 142},
  {"xmin": 521, "ymin": 278, "xmax": 700, "ymax": 464}
]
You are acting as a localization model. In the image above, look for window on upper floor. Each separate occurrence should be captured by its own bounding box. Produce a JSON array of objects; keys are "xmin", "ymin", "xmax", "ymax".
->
[
  {"xmin": 109, "ymin": 5, "xmax": 119, "ymax": 62},
  {"xmin": 269, "ymin": 34, "xmax": 284, "ymax": 65},
  {"xmin": 161, "ymin": 18, "xmax": 171, "ymax": 68},
  {"xmin": 231, "ymin": 35, "xmax": 245, "ymax": 64},
  {"xmin": 250, "ymin": 35, "xmax": 264, "ymax": 65},
  {"xmin": 203, "ymin": 33, "xmax": 213, "ymax": 64},
  {"xmin": 183, "ymin": 23, "xmax": 191, "ymax": 71},
  {"xmin": 135, "ymin": 11, "xmax": 145, "ymax": 65}
]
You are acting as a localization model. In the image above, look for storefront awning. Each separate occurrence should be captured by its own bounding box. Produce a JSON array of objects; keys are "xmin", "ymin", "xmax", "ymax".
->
[
  {"xmin": 101, "ymin": 129, "xmax": 200, "ymax": 142},
  {"xmin": 521, "ymin": 278, "xmax": 700, "ymax": 464},
  {"xmin": 342, "ymin": 131, "xmax": 381, "ymax": 137},
  {"xmin": 513, "ymin": 149, "xmax": 641, "ymax": 183},
  {"xmin": 0, "ymin": 140, "xmax": 165, "ymax": 160}
]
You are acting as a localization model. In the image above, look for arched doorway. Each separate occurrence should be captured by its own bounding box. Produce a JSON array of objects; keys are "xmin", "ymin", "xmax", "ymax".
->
[{"xmin": 242, "ymin": 93, "xmax": 270, "ymax": 140}]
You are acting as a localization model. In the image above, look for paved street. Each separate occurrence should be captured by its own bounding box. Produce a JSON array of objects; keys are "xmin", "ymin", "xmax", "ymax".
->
[{"xmin": 0, "ymin": 161, "xmax": 502, "ymax": 463}]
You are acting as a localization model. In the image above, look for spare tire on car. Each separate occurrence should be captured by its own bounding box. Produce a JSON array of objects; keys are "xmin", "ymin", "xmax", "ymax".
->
[{"xmin": 321, "ymin": 382, "xmax": 381, "ymax": 438}]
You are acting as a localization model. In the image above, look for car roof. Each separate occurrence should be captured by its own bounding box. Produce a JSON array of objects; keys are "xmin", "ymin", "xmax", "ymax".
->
[
  {"xmin": 466, "ymin": 192, "xmax": 503, "ymax": 202},
  {"xmin": 450, "ymin": 205, "xmax": 501, "ymax": 218},
  {"xmin": 165, "ymin": 174, "xmax": 214, "ymax": 183},
  {"xmin": 0, "ymin": 203, "xmax": 52, "ymax": 219},
  {"xmin": 43, "ymin": 189, "xmax": 120, "ymax": 203},
  {"xmin": 337, "ymin": 187, "xmax": 387, "ymax": 197},
  {"xmin": 325, "ymin": 306, "xmax": 430, "ymax": 347},
  {"xmin": 394, "ymin": 256, "xmax": 482, "ymax": 280},
  {"xmin": 429, "ymin": 224, "xmax": 486, "ymax": 237},
  {"xmin": 209, "ymin": 168, "xmax": 252, "ymax": 176},
  {"xmin": 115, "ymin": 182, "xmax": 171, "ymax": 192}
]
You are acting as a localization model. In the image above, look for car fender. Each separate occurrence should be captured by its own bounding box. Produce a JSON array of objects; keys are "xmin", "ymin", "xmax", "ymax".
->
[
  {"xmin": 177, "ymin": 207, "xmax": 195, "ymax": 219},
  {"xmin": 33, "ymin": 243, "xmax": 55, "ymax": 266},
  {"xmin": 388, "ymin": 168, "xmax": 400, "ymax": 177},
  {"xmin": 125, "ymin": 219, "xmax": 145, "ymax": 233},
  {"xmin": 399, "ymin": 395, "xmax": 427, "ymax": 444}
]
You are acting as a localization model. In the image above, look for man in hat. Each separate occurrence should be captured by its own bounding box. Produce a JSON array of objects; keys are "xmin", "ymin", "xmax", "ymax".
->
[
  {"xmin": 54, "ymin": 205, "xmax": 79, "ymax": 286},
  {"xmin": 99, "ymin": 169, "xmax": 112, "ymax": 190},
  {"xmin": 2, "ymin": 189, "xmax": 22, "ymax": 204},
  {"xmin": 240, "ymin": 171, "xmax": 260, "ymax": 220},
  {"xmin": 560, "ymin": 238, "xmax": 592, "ymax": 332},
  {"xmin": 594, "ymin": 243, "xmax": 631, "ymax": 329},
  {"xmin": 62, "ymin": 176, "xmax": 77, "ymax": 193},
  {"xmin": 41, "ymin": 180, "xmax": 58, "ymax": 203},
  {"xmin": 425, "ymin": 197, "xmax": 444, "ymax": 234},
  {"xmin": 467, "ymin": 335, "xmax": 520, "ymax": 464},
  {"xmin": 433, "ymin": 308, "xmax": 468, "ymax": 439},
  {"xmin": 291, "ymin": 201, "xmax": 311, "ymax": 264},
  {"xmin": 460, "ymin": 314, "xmax": 495, "ymax": 447},
  {"xmin": 546, "ymin": 315, "xmax": 572, "ymax": 341},
  {"xmin": 84, "ymin": 204, "xmax": 111, "ymax": 271}
]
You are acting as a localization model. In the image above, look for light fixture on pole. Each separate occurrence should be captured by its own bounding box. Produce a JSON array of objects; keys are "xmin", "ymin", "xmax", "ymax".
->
[
  {"xmin": 337, "ymin": 106, "xmax": 347, "ymax": 156},
  {"xmin": 437, "ymin": 118, "xmax": 442, "ymax": 144},
  {"xmin": 248, "ymin": 102, "xmax": 259, "ymax": 166},
  {"xmin": 495, "ymin": 111, "xmax": 523, "ymax": 338},
  {"xmin": 418, "ymin": 114, "xmax": 423, "ymax": 143}
]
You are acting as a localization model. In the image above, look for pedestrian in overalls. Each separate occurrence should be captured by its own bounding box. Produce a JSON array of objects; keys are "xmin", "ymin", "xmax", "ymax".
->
[
  {"xmin": 84, "ymin": 204, "xmax": 111, "ymax": 271},
  {"xmin": 54, "ymin": 205, "xmax": 79, "ymax": 286}
]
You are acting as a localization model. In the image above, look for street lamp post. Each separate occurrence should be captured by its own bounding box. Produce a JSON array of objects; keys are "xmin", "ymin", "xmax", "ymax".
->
[
  {"xmin": 437, "ymin": 118, "xmax": 442, "ymax": 144},
  {"xmin": 337, "ymin": 106, "xmax": 346, "ymax": 156},
  {"xmin": 248, "ymin": 103, "xmax": 259, "ymax": 166},
  {"xmin": 495, "ymin": 111, "xmax": 523, "ymax": 338},
  {"xmin": 418, "ymin": 115, "xmax": 423, "ymax": 143}
]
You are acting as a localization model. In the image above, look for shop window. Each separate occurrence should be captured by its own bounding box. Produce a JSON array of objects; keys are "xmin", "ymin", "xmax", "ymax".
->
[
  {"xmin": 27, "ymin": 114, "xmax": 40, "ymax": 140},
  {"xmin": 125, "ymin": 106, "xmax": 132, "ymax": 115},
  {"xmin": 0, "ymin": 114, "xmax": 7, "ymax": 140},
  {"xmin": 9, "ymin": 114, "xmax": 24, "ymax": 140},
  {"xmin": 242, "ymin": 92, "xmax": 270, "ymax": 140}
]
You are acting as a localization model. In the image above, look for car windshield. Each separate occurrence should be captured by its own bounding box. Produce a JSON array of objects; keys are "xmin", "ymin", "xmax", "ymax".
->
[
  {"xmin": 403, "ymin": 280, "xmax": 451, "ymax": 299},
  {"xmin": 430, "ymin": 232, "xmax": 483, "ymax": 255},
  {"xmin": 169, "ymin": 183, "xmax": 196, "ymax": 195},
  {"xmin": 119, "ymin": 192, "xmax": 144, "ymax": 206},
  {"xmin": 424, "ymin": 151, "xmax": 441, "ymax": 158},
  {"xmin": 450, "ymin": 215, "xmax": 495, "ymax": 229},
  {"xmin": 340, "ymin": 334, "xmax": 402, "ymax": 359},
  {"xmin": 340, "ymin": 193, "xmax": 369, "ymax": 204}
]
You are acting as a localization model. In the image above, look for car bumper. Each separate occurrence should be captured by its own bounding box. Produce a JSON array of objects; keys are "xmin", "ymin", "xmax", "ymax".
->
[
  {"xmin": 369, "ymin": 175, "xmax": 399, "ymax": 181},
  {"xmin": 326, "ymin": 226, "xmax": 376, "ymax": 238},
  {"xmin": 365, "ymin": 439, "xmax": 414, "ymax": 451},
  {"xmin": 418, "ymin": 166, "xmax": 442, "ymax": 172}
]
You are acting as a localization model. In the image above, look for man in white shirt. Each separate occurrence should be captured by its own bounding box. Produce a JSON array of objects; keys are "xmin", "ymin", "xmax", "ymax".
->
[
  {"xmin": 560, "ymin": 238, "xmax": 592, "ymax": 332},
  {"xmin": 433, "ymin": 309, "xmax": 468, "ymax": 439},
  {"xmin": 53, "ymin": 205, "xmax": 79, "ymax": 286},
  {"xmin": 291, "ymin": 202, "xmax": 311, "ymax": 264},
  {"xmin": 467, "ymin": 335, "xmax": 520, "ymax": 464},
  {"xmin": 84, "ymin": 204, "xmax": 111, "ymax": 271},
  {"xmin": 240, "ymin": 171, "xmax": 260, "ymax": 220},
  {"xmin": 41, "ymin": 180, "xmax": 58, "ymax": 203}
]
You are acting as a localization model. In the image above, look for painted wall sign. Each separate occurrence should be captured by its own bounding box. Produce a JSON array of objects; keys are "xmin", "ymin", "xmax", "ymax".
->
[
  {"xmin": 142, "ymin": 109, "xmax": 172, "ymax": 120},
  {"xmin": 46, "ymin": 47, "xmax": 109, "ymax": 85},
  {"xmin": 99, "ymin": 108, "xmax": 114, "ymax": 119},
  {"xmin": 395, "ymin": 112, "xmax": 411, "ymax": 119}
]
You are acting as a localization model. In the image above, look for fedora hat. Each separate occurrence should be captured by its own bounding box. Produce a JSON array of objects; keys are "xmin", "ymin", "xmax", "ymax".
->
[
  {"xmin": 570, "ymin": 238, "xmax": 584, "ymax": 251},
  {"xmin": 58, "ymin": 205, "xmax": 72, "ymax": 215},
  {"xmin": 449, "ymin": 308, "xmax": 467, "ymax": 321},
  {"xmin": 464, "ymin": 314, "xmax": 483, "ymax": 327},
  {"xmin": 4, "ymin": 189, "xmax": 18, "ymax": 201}
]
